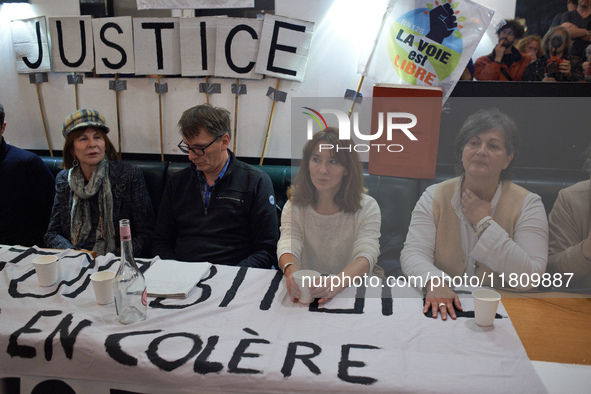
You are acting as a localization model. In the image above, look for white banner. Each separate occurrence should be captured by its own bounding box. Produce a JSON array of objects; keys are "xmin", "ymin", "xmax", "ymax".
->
[
  {"xmin": 0, "ymin": 245, "xmax": 546, "ymax": 393},
  {"xmin": 48, "ymin": 16, "xmax": 95, "ymax": 73},
  {"xmin": 10, "ymin": 17, "xmax": 51, "ymax": 73},
  {"xmin": 358, "ymin": 0, "xmax": 494, "ymax": 102},
  {"xmin": 137, "ymin": 0, "xmax": 254, "ymax": 9},
  {"xmin": 92, "ymin": 17, "xmax": 136, "ymax": 75}
]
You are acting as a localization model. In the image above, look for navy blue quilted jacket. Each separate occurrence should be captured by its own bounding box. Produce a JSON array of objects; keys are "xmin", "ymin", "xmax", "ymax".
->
[{"xmin": 44, "ymin": 161, "xmax": 155, "ymax": 257}]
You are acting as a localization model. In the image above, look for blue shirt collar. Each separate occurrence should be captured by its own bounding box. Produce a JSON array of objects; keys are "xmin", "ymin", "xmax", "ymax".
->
[{"xmin": 197, "ymin": 154, "xmax": 231, "ymax": 186}]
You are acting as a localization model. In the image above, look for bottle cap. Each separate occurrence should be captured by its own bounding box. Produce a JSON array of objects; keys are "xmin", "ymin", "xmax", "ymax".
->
[{"xmin": 119, "ymin": 219, "xmax": 131, "ymax": 240}]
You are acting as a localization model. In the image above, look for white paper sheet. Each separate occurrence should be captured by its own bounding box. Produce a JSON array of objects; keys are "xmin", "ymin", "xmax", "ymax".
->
[{"xmin": 144, "ymin": 259, "xmax": 211, "ymax": 297}]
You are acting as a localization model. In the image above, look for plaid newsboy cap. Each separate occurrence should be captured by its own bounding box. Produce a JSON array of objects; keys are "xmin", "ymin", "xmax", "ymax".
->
[{"xmin": 61, "ymin": 109, "xmax": 109, "ymax": 138}]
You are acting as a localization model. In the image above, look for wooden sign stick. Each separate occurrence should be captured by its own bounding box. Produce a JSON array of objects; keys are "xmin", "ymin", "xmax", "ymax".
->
[
  {"xmin": 114, "ymin": 74, "xmax": 122, "ymax": 158},
  {"xmin": 158, "ymin": 76, "xmax": 165, "ymax": 162},
  {"xmin": 233, "ymin": 78, "xmax": 239, "ymax": 153},
  {"xmin": 347, "ymin": 75, "xmax": 365, "ymax": 119},
  {"xmin": 74, "ymin": 72, "xmax": 80, "ymax": 110},
  {"xmin": 35, "ymin": 81, "xmax": 53, "ymax": 157},
  {"xmin": 259, "ymin": 78, "xmax": 281, "ymax": 166}
]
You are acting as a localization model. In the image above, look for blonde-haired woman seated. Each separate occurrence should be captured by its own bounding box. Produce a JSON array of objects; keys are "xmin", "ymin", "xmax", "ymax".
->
[{"xmin": 277, "ymin": 128, "xmax": 381, "ymax": 304}]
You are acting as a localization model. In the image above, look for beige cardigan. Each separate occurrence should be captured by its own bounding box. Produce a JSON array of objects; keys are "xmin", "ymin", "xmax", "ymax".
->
[
  {"xmin": 548, "ymin": 179, "xmax": 591, "ymax": 288},
  {"xmin": 432, "ymin": 177, "xmax": 529, "ymax": 287}
]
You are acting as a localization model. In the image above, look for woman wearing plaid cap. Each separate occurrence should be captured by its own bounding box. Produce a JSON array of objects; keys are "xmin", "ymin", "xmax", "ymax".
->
[{"xmin": 44, "ymin": 109, "xmax": 154, "ymax": 257}]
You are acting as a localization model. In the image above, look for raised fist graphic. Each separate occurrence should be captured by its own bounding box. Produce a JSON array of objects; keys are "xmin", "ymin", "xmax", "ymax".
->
[{"xmin": 425, "ymin": 3, "xmax": 457, "ymax": 44}]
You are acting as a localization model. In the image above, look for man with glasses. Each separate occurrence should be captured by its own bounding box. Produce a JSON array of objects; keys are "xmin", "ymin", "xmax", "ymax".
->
[
  {"xmin": 474, "ymin": 19, "xmax": 530, "ymax": 81},
  {"xmin": 561, "ymin": 0, "xmax": 591, "ymax": 58},
  {"xmin": 152, "ymin": 105, "xmax": 278, "ymax": 268}
]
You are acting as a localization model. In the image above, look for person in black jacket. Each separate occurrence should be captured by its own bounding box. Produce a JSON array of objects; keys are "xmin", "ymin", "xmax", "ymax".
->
[
  {"xmin": 152, "ymin": 105, "xmax": 278, "ymax": 268},
  {"xmin": 45, "ymin": 109, "xmax": 154, "ymax": 257},
  {"xmin": 0, "ymin": 104, "xmax": 55, "ymax": 247}
]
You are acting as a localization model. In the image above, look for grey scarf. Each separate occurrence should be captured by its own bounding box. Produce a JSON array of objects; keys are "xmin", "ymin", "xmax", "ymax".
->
[{"xmin": 68, "ymin": 159, "xmax": 115, "ymax": 255}]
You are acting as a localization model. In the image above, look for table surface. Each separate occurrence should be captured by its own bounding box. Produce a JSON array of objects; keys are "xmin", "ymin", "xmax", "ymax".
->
[{"xmin": 503, "ymin": 294, "xmax": 591, "ymax": 365}]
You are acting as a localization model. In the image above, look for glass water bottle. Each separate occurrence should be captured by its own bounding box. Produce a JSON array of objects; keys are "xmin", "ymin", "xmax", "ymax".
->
[{"xmin": 113, "ymin": 219, "xmax": 147, "ymax": 324}]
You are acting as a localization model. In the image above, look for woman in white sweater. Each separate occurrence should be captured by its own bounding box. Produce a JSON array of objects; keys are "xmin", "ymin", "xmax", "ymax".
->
[{"xmin": 277, "ymin": 128, "xmax": 381, "ymax": 304}]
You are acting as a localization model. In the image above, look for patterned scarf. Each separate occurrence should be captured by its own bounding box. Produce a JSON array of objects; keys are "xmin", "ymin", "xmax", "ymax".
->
[{"xmin": 68, "ymin": 158, "xmax": 115, "ymax": 255}]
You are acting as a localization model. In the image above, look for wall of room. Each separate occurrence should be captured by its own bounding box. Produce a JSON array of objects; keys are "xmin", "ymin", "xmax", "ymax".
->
[{"xmin": 1, "ymin": 0, "xmax": 517, "ymax": 161}]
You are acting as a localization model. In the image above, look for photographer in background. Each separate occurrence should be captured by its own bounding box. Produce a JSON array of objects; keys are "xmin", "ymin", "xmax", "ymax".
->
[
  {"xmin": 475, "ymin": 20, "xmax": 530, "ymax": 81},
  {"xmin": 522, "ymin": 26, "xmax": 584, "ymax": 82}
]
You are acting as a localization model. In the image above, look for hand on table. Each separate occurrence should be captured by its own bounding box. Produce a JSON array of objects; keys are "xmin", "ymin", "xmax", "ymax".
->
[
  {"xmin": 309, "ymin": 278, "xmax": 342, "ymax": 304},
  {"xmin": 286, "ymin": 272, "xmax": 336, "ymax": 304},
  {"xmin": 424, "ymin": 280, "xmax": 463, "ymax": 320},
  {"xmin": 284, "ymin": 265, "xmax": 300, "ymax": 302}
]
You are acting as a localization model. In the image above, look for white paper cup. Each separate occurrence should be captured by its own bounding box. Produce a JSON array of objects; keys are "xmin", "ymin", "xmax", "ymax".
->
[
  {"xmin": 292, "ymin": 270, "xmax": 321, "ymax": 304},
  {"xmin": 90, "ymin": 271, "xmax": 116, "ymax": 305},
  {"xmin": 33, "ymin": 255, "xmax": 59, "ymax": 287},
  {"xmin": 473, "ymin": 289, "xmax": 501, "ymax": 327}
]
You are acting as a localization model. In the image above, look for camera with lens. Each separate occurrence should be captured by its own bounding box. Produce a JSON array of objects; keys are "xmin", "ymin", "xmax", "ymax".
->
[
  {"xmin": 546, "ymin": 34, "xmax": 565, "ymax": 79},
  {"xmin": 546, "ymin": 57, "xmax": 563, "ymax": 78}
]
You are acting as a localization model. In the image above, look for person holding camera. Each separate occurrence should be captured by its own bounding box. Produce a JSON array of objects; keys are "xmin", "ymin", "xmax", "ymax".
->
[
  {"xmin": 522, "ymin": 26, "xmax": 584, "ymax": 82},
  {"xmin": 475, "ymin": 20, "xmax": 530, "ymax": 81}
]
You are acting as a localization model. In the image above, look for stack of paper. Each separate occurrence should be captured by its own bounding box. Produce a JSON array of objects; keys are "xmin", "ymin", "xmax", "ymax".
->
[{"xmin": 144, "ymin": 260, "xmax": 212, "ymax": 298}]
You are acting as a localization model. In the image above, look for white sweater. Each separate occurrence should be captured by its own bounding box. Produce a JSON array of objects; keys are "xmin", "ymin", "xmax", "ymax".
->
[{"xmin": 277, "ymin": 194, "xmax": 381, "ymax": 275}]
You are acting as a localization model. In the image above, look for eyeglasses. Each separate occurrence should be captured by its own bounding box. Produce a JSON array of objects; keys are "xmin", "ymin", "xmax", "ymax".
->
[{"xmin": 178, "ymin": 136, "xmax": 220, "ymax": 156}]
